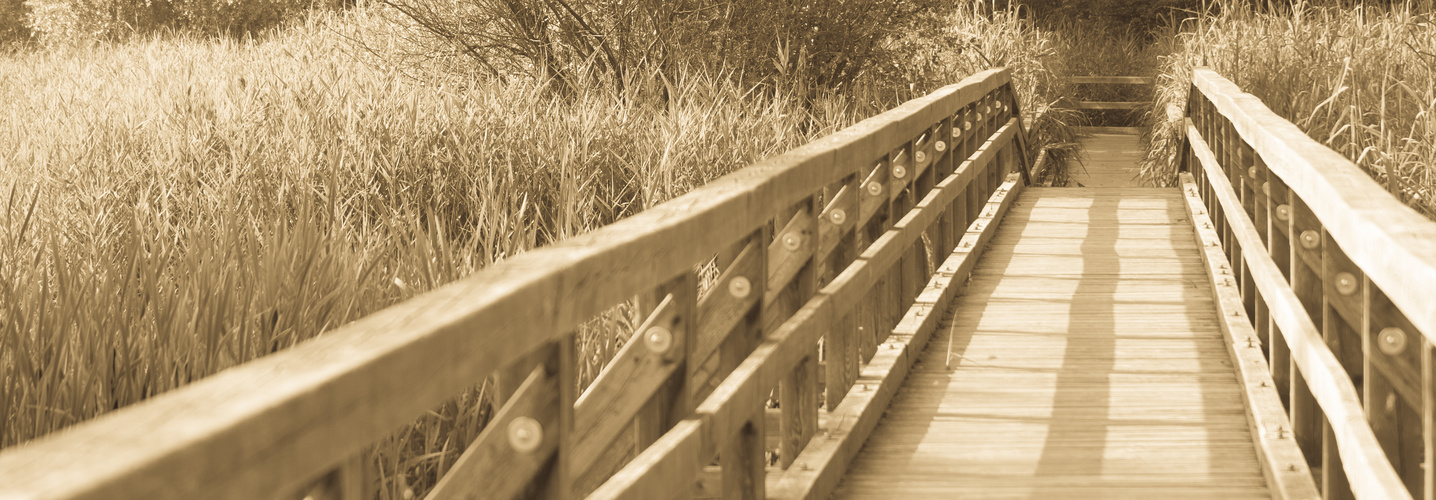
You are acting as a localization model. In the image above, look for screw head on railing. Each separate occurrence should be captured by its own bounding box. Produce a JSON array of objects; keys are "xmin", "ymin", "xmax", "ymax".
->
[
  {"xmin": 1263, "ymin": 182, "xmax": 1271, "ymax": 196},
  {"xmin": 828, "ymin": 208, "xmax": 847, "ymax": 225},
  {"xmin": 964, "ymin": 120, "xmax": 972, "ymax": 131},
  {"xmin": 1334, "ymin": 272, "xmax": 1358, "ymax": 296},
  {"xmin": 728, "ymin": 276, "xmax": 751, "ymax": 299},
  {"xmin": 645, "ymin": 326, "xmax": 673, "ymax": 354},
  {"xmin": 1377, "ymin": 327, "xmax": 1407, "ymax": 356},
  {"xmin": 935, "ymin": 140, "xmax": 947, "ymax": 152},
  {"xmin": 916, "ymin": 151, "xmax": 927, "ymax": 164},
  {"xmin": 508, "ymin": 416, "xmax": 543, "ymax": 453},
  {"xmin": 781, "ymin": 232, "xmax": 802, "ymax": 251},
  {"xmin": 893, "ymin": 165, "xmax": 907, "ymax": 179},
  {"xmin": 1299, "ymin": 230, "xmax": 1320, "ymax": 249},
  {"xmin": 1248, "ymin": 166, "xmax": 1259, "ymax": 179},
  {"xmin": 1276, "ymin": 204, "xmax": 1291, "ymax": 221},
  {"xmin": 866, "ymin": 181, "xmax": 884, "ymax": 196},
  {"xmin": 951, "ymin": 126, "xmax": 961, "ymax": 138}
]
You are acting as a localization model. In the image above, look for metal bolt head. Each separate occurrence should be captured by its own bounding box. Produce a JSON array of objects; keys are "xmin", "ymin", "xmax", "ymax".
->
[
  {"xmin": 1334, "ymin": 272, "xmax": 1357, "ymax": 296},
  {"xmin": 935, "ymin": 140, "xmax": 947, "ymax": 152},
  {"xmin": 645, "ymin": 326, "xmax": 673, "ymax": 353},
  {"xmin": 828, "ymin": 208, "xmax": 847, "ymax": 225},
  {"xmin": 508, "ymin": 416, "xmax": 543, "ymax": 453},
  {"xmin": 781, "ymin": 232, "xmax": 802, "ymax": 251},
  {"xmin": 951, "ymin": 126, "xmax": 961, "ymax": 138},
  {"xmin": 866, "ymin": 181, "xmax": 883, "ymax": 196},
  {"xmin": 1377, "ymin": 327, "xmax": 1407, "ymax": 356},
  {"xmin": 963, "ymin": 120, "xmax": 972, "ymax": 131},
  {"xmin": 1276, "ymin": 204, "xmax": 1291, "ymax": 221},
  {"xmin": 1299, "ymin": 230, "xmax": 1320, "ymax": 249},
  {"xmin": 1249, "ymin": 166, "xmax": 1259, "ymax": 179},
  {"xmin": 1263, "ymin": 182, "xmax": 1270, "ymax": 196},
  {"xmin": 728, "ymin": 276, "xmax": 751, "ymax": 299},
  {"xmin": 916, "ymin": 151, "xmax": 927, "ymax": 163},
  {"xmin": 893, "ymin": 165, "xmax": 907, "ymax": 179}
]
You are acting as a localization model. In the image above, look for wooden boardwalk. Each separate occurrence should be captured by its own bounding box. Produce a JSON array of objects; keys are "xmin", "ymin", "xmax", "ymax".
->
[
  {"xmin": 833, "ymin": 187, "xmax": 1271, "ymax": 499},
  {"xmin": 1071, "ymin": 130, "xmax": 1145, "ymax": 188},
  {"xmin": 9, "ymin": 69, "xmax": 1434, "ymax": 500}
]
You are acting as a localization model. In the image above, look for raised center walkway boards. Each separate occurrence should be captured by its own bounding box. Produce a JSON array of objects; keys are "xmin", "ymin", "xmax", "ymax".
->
[{"xmin": 831, "ymin": 187, "xmax": 1273, "ymax": 499}]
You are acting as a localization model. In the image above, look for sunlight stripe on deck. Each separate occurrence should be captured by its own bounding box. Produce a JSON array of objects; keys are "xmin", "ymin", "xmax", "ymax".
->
[{"xmin": 831, "ymin": 188, "xmax": 1272, "ymax": 500}]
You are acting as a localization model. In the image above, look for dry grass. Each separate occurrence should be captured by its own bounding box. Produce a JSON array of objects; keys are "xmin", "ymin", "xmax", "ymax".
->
[
  {"xmin": 1141, "ymin": 0, "xmax": 1436, "ymax": 219},
  {"xmin": 0, "ymin": 2, "xmax": 1065, "ymax": 497}
]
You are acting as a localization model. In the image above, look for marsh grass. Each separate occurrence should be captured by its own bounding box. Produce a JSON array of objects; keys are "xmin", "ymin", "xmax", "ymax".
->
[
  {"xmin": 0, "ymin": 3, "xmax": 1066, "ymax": 497},
  {"xmin": 1142, "ymin": 0, "xmax": 1436, "ymax": 218}
]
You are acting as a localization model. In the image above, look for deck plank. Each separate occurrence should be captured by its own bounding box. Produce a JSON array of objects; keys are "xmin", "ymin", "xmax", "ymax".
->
[{"xmin": 833, "ymin": 187, "xmax": 1272, "ymax": 499}]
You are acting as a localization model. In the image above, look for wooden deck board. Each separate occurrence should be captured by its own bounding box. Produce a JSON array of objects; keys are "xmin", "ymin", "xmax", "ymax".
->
[
  {"xmin": 1071, "ymin": 133, "xmax": 1146, "ymax": 188},
  {"xmin": 833, "ymin": 187, "xmax": 1272, "ymax": 499}
]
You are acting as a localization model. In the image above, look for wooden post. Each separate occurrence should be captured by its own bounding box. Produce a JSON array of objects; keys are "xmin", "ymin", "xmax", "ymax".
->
[
  {"xmin": 1288, "ymin": 195, "xmax": 1325, "ymax": 478},
  {"xmin": 1268, "ymin": 174, "xmax": 1294, "ymax": 405},
  {"xmin": 1424, "ymin": 339, "xmax": 1435, "ymax": 500},
  {"xmin": 776, "ymin": 196, "xmax": 819, "ymax": 470},
  {"xmin": 718, "ymin": 227, "xmax": 769, "ymax": 499}
]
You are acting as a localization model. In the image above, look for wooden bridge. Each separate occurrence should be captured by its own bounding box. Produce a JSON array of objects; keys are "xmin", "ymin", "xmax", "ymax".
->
[{"xmin": 1, "ymin": 67, "xmax": 1434, "ymax": 500}]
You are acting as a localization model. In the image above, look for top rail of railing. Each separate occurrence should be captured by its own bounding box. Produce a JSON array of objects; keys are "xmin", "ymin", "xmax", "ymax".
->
[
  {"xmin": 1182, "ymin": 67, "xmax": 1436, "ymax": 500},
  {"xmin": 1191, "ymin": 68, "xmax": 1436, "ymax": 344},
  {"xmin": 0, "ymin": 68, "xmax": 1027, "ymax": 500}
]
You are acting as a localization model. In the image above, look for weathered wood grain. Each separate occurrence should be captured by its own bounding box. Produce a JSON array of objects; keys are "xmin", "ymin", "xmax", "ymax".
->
[
  {"xmin": 835, "ymin": 187, "xmax": 1270, "ymax": 500},
  {"xmin": 0, "ymin": 68, "xmax": 1017, "ymax": 500},
  {"xmin": 1193, "ymin": 68, "xmax": 1436, "ymax": 346},
  {"xmin": 1180, "ymin": 172, "xmax": 1319, "ymax": 500},
  {"xmin": 1188, "ymin": 120, "xmax": 1410, "ymax": 500}
]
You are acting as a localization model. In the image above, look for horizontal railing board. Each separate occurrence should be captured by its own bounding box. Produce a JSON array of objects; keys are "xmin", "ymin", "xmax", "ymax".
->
[
  {"xmin": 1073, "ymin": 101, "xmax": 1145, "ymax": 110},
  {"xmin": 589, "ymin": 118, "xmax": 1018, "ymax": 499},
  {"xmin": 1192, "ymin": 68, "xmax": 1436, "ymax": 345},
  {"xmin": 0, "ymin": 70, "xmax": 1014, "ymax": 500},
  {"xmin": 1187, "ymin": 119, "xmax": 1410, "ymax": 500},
  {"xmin": 1069, "ymin": 76, "xmax": 1155, "ymax": 85},
  {"xmin": 767, "ymin": 174, "xmax": 1023, "ymax": 500}
]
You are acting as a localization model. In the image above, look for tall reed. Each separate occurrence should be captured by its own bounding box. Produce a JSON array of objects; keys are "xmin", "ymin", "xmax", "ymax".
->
[
  {"xmin": 1142, "ymin": 0, "xmax": 1436, "ymax": 219},
  {"xmin": 0, "ymin": 3, "xmax": 1065, "ymax": 497}
]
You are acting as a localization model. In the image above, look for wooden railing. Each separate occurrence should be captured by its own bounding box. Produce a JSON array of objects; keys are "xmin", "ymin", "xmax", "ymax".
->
[
  {"xmin": 0, "ymin": 68, "xmax": 1031, "ymax": 500},
  {"xmin": 1181, "ymin": 67, "xmax": 1436, "ymax": 500},
  {"xmin": 1065, "ymin": 75, "xmax": 1153, "ymax": 112}
]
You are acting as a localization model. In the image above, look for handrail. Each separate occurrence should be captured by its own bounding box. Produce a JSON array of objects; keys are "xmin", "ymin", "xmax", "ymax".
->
[
  {"xmin": 1182, "ymin": 67, "xmax": 1436, "ymax": 500},
  {"xmin": 0, "ymin": 68, "xmax": 1031, "ymax": 499},
  {"xmin": 1062, "ymin": 74, "xmax": 1152, "ymax": 115}
]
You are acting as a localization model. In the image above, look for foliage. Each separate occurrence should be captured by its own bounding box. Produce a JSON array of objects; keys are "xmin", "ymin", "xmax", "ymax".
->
[
  {"xmin": 20, "ymin": 0, "xmax": 352, "ymax": 42},
  {"xmin": 0, "ymin": 0, "xmax": 31, "ymax": 46},
  {"xmin": 1016, "ymin": 0, "xmax": 1205, "ymax": 32},
  {"xmin": 374, "ymin": 0, "xmax": 951, "ymax": 98},
  {"xmin": 1142, "ymin": 0, "xmax": 1436, "ymax": 219},
  {"xmin": 0, "ymin": 2, "xmax": 1069, "ymax": 498}
]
